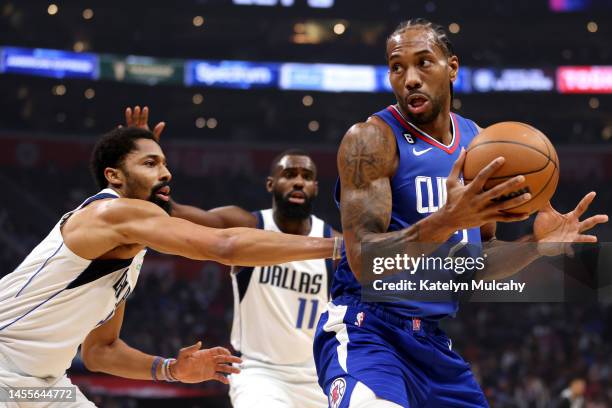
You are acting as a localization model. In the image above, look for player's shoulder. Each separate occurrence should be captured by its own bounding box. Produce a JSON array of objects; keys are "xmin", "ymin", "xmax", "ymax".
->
[
  {"xmin": 340, "ymin": 117, "xmax": 396, "ymax": 157},
  {"xmin": 90, "ymin": 197, "xmax": 168, "ymax": 225}
]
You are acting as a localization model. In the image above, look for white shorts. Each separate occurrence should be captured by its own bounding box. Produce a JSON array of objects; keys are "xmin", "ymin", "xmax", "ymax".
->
[
  {"xmin": 229, "ymin": 358, "xmax": 327, "ymax": 408},
  {"xmin": 0, "ymin": 352, "xmax": 95, "ymax": 408}
]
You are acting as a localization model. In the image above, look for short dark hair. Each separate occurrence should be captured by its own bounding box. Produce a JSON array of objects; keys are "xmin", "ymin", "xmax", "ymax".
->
[
  {"xmin": 386, "ymin": 18, "xmax": 455, "ymax": 60},
  {"xmin": 269, "ymin": 149, "xmax": 311, "ymax": 175},
  {"xmin": 90, "ymin": 127, "xmax": 158, "ymax": 189},
  {"xmin": 386, "ymin": 18, "xmax": 456, "ymax": 101}
]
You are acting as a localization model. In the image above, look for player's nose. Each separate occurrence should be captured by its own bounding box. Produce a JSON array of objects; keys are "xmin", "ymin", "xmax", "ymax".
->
[
  {"xmin": 160, "ymin": 165, "xmax": 172, "ymax": 183},
  {"xmin": 404, "ymin": 66, "xmax": 422, "ymax": 90}
]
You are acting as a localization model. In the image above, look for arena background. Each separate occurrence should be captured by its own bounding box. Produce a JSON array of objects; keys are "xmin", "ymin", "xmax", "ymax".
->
[{"xmin": 1, "ymin": 1, "xmax": 611, "ymax": 407}]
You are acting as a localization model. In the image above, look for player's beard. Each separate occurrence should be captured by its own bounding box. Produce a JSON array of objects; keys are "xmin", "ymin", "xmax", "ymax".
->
[
  {"xmin": 405, "ymin": 94, "xmax": 444, "ymax": 125},
  {"xmin": 274, "ymin": 189, "xmax": 313, "ymax": 220},
  {"xmin": 148, "ymin": 181, "xmax": 172, "ymax": 214}
]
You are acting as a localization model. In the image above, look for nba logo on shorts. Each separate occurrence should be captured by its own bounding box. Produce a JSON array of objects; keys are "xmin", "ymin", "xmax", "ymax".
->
[
  {"xmin": 329, "ymin": 378, "xmax": 346, "ymax": 408},
  {"xmin": 412, "ymin": 318, "xmax": 421, "ymax": 331}
]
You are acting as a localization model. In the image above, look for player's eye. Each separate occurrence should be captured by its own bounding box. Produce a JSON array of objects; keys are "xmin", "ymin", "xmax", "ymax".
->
[
  {"xmin": 144, "ymin": 160, "xmax": 155, "ymax": 167},
  {"xmin": 420, "ymin": 59, "xmax": 433, "ymax": 68},
  {"xmin": 391, "ymin": 63, "xmax": 403, "ymax": 73}
]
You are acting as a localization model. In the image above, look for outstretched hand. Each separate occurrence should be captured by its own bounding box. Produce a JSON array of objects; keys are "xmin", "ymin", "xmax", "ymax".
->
[
  {"xmin": 123, "ymin": 106, "xmax": 165, "ymax": 141},
  {"xmin": 170, "ymin": 341, "xmax": 242, "ymax": 384},
  {"xmin": 534, "ymin": 192, "xmax": 608, "ymax": 256}
]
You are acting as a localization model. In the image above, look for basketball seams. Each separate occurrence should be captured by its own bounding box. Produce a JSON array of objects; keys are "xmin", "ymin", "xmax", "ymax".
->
[
  {"xmin": 501, "ymin": 160, "xmax": 559, "ymax": 212},
  {"xmin": 466, "ymin": 140, "xmax": 551, "ymax": 162}
]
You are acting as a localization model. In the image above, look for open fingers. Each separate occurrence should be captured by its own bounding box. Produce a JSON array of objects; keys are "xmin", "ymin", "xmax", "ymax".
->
[
  {"xmin": 209, "ymin": 347, "xmax": 231, "ymax": 356},
  {"xmin": 214, "ymin": 354, "xmax": 242, "ymax": 365},
  {"xmin": 141, "ymin": 106, "xmax": 149, "ymax": 127},
  {"xmin": 579, "ymin": 214, "xmax": 609, "ymax": 233},
  {"xmin": 212, "ymin": 373, "xmax": 230, "ymax": 384},
  {"xmin": 153, "ymin": 122, "xmax": 166, "ymax": 141},
  {"xmin": 480, "ymin": 175, "xmax": 525, "ymax": 202},
  {"xmin": 487, "ymin": 192, "xmax": 531, "ymax": 213},
  {"xmin": 572, "ymin": 192, "xmax": 596, "ymax": 218},
  {"xmin": 467, "ymin": 156, "xmax": 506, "ymax": 192},
  {"xmin": 215, "ymin": 363, "xmax": 241, "ymax": 375},
  {"xmin": 573, "ymin": 234, "xmax": 598, "ymax": 243},
  {"xmin": 125, "ymin": 107, "xmax": 133, "ymax": 126}
]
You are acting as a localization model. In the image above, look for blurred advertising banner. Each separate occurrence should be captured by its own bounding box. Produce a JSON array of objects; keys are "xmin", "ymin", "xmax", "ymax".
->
[
  {"xmin": 185, "ymin": 60, "xmax": 278, "ymax": 89},
  {"xmin": 0, "ymin": 47, "xmax": 98, "ymax": 79},
  {"xmin": 472, "ymin": 68, "xmax": 555, "ymax": 92},
  {"xmin": 280, "ymin": 63, "xmax": 376, "ymax": 92},
  {"xmin": 100, "ymin": 54, "xmax": 184, "ymax": 85},
  {"xmin": 557, "ymin": 66, "xmax": 612, "ymax": 94}
]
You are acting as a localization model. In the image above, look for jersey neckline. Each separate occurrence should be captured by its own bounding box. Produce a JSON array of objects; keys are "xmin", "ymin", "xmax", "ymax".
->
[{"xmin": 387, "ymin": 105, "xmax": 461, "ymax": 154}]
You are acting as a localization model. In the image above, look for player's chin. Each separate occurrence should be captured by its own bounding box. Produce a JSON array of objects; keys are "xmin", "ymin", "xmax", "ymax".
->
[{"xmin": 149, "ymin": 196, "xmax": 172, "ymax": 214}]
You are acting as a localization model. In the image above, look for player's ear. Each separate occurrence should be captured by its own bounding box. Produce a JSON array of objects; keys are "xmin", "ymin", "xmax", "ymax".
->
[
  {"xmin": 266, "ymin": 176, "xmax": 274, "ymax": 193},
  {"xmin": 104, "ymin": 167, "xmax": 123, "ymax": 188},
  {"xmin": 448, "ymin": 55, "xmax": 459, "ymax": 83}
]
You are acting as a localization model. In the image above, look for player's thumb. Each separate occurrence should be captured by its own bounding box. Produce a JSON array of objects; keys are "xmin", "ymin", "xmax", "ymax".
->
[
  {"xmin": 179, "ymin": 341, "xmax": 202, "ymax": 357},
  {"xmin": 448, "ymin": 147, "xmax": 466, "ymax": 181}
]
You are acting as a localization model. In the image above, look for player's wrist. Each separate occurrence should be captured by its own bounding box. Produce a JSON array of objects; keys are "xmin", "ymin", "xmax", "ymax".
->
[
  {"xmin": 151, "ymin": 356, "xmax": 179, "ymax": 382},
  {"xmin": 426, "ymin": 209, "xmax": 460, "ymax": 239}
]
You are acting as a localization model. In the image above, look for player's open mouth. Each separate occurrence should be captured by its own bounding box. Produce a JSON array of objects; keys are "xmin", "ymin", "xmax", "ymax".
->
[
  {"xmin": 406, "ymin": 94, "xmax": 430, "ymax": 115},
  {"xmin": 288, "ymin": 191, "xmax": 306, "ymax": 204},
  {"xmin": 155, "ymin": 185, "xmax": 171, "ymax": 202}
]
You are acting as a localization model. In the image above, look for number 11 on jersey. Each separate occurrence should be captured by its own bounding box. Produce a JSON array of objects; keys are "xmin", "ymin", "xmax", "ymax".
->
[{"xmin": 296, "ymin": 298, "xmax": 319, "ymax": 329}]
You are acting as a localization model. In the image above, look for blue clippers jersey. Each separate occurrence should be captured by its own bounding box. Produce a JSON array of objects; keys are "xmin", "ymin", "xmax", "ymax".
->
[{"xmin": 331, "ymin": 105, "xmax": 482, "ymax": 319}]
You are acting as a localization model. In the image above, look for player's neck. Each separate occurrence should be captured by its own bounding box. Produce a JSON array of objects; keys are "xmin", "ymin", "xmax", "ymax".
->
[
  {"xmin": 419, "ymin": 113, "xmax": 452, "ymax": 145},
  {"xmin": 397, "ymin": 105, "xmax": 453, "ymax": 145},
  {"xmin": 272, "ymin": 211, "xmax": 312, "ymax": 236}
]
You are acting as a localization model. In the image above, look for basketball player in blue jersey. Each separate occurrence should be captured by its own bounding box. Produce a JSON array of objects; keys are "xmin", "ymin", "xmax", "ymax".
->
[
  {"xmin": 313, "ymin": 19, "xmax": 608, "ymax": 408},
  {"xmin": 122, "ymin": 105, "xmax": 339, "ymax": 407},
  {"xmin": 0, "ymin": 126, "xmax": 341, "ymax": 407}
]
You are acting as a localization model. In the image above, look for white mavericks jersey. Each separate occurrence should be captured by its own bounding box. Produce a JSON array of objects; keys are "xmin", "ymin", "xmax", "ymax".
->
[
  {"xmin": 0, "ymin": 189, "xmax": 145, "ymax": 379},
  {"xmin": 230, "ymin": 209, "xmax": 334, "ymax": 366}
]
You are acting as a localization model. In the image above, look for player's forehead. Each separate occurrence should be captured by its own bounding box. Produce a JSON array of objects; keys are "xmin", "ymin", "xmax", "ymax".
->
[
  {"xmin": 126, "ymin": 138, "xmax": 166, "ymax": 162},
  {"xmin": 276, "ymin": 155, "xmax": 316, "ymax": 174},
  {"xmin": 387, "ymin": 27, "xmax": 441, "ymax": 60}
]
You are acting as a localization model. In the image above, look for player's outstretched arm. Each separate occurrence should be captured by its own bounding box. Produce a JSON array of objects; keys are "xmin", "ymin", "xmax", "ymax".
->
[
  {"xmin": 338, "ymin": 120, "xmax": 533, "ymax": 280},
  {"xmin": 81, "ymin": 303, "xmax": 241, "ymax": 383},
  {"xmin": 102, "ymin": 199, "xmax": 337, "ymax": 265},
  {"xmin": 171, "ymin": 202, "xmax": 257, "ymax": 229}
]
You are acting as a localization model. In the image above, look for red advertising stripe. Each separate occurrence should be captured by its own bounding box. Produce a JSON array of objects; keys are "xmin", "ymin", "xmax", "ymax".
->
[{"xmin": 557, "ymin": 66, "xmax": 612, "ymax": 94}]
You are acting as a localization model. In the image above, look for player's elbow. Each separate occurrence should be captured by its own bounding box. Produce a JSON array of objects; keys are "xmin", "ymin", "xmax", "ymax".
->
[
  {"xmin": 207, "ymin": 231, "xmax": 239, "ymax": 265},
  {"xmin": 81, "ymin": 343, "xmax": 103, "ymax": 372}
]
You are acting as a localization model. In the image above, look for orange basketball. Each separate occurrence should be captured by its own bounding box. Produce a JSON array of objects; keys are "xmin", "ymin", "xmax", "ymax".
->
[{"xmin": 463, "ymin": 122, "xmax": 559, "ymax": 215}]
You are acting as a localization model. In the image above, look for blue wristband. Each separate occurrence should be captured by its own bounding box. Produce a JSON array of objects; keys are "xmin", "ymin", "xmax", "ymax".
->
[{"xmin": 151, "ymin": 356, "xmax": 163, "ymax": 381}]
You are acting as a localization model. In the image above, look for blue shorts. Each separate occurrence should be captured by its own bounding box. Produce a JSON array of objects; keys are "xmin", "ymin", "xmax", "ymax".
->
[{"xmin": 313, "ymin": 296, "xmax": 488, "ymax": 407}]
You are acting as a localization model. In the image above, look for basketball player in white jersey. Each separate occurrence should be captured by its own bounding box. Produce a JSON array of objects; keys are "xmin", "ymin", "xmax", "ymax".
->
[
  {"xmin": 171, "ymin": 150, "xmax": 338, "ymax": 408},
  {"xmin": 0, "ymin": 125, "xmax": 341, "ymax": 407}
]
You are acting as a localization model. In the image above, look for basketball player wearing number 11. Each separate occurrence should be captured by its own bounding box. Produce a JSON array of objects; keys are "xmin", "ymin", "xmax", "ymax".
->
[{"xmin": 313, "ymin": 19, "xmax": 609, "ymax": 407}]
